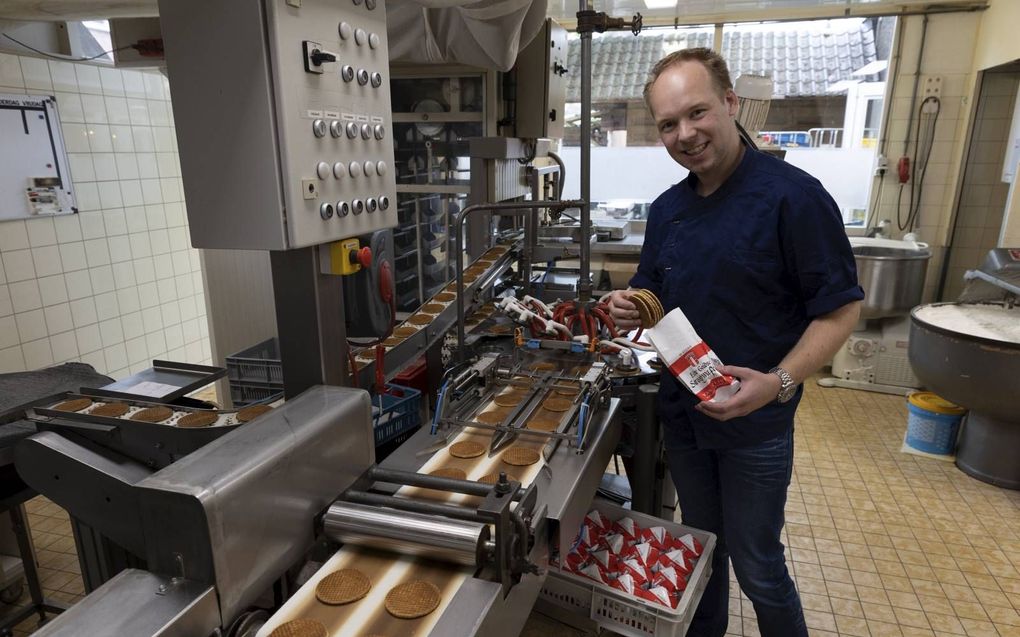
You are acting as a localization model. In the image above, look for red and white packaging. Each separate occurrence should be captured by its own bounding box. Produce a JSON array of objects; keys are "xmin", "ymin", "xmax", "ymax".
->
[
  {"xmin": 611, "ymin": 517, "xmax": 640, "ymax": 543},
  {"xmin": 652, "ymin": 565, "xmax": 681, "ymax": 594},
  {"xmin": 564, "ymin": 551, "xmax": 587, "ymax": 573},
  {"xmin": 675, "ymin": 533, "xmax": 703, "ymax": 557},
  {"xmin": 624, "ymin": 541, "xmax": 660, "ymax": 569},
  {"xmin": 575, "ymin": 522, "xmax": 603, "ymax": 549},
  {"xmin": 659, "ymin": 548, "xmax": 693, "ymax": 575},
  {"xmin": 590, "ymin": 548, "xmax": 619, "ymax": 573},
  {"xmin": 646, "ymin": 308, "xmax": 740, "ymax": 403},
  {"xmin": 618, "ymin": 557, "xmax": 651, "ymax": 586},
  {"xmin": 599, "ymin": 532, "xmax": 627, "ymax": 556},
  {"xmin": 578, "ymin": 561, "xmax": 609, "ymax": 584},
  {"xmin": 610, "ymin": 572, "xmax": 638, "ymax": 596},
  {"xmin": 641, "ymin": 526, "xmax": 672, "ymax": 551},
  {"xmin": 585, "ymin": 510, "xmax": 612, "ymax": 532},
  {"xmin": 640, "ymin": 584, "xmax": 675, "ymax": 608}
]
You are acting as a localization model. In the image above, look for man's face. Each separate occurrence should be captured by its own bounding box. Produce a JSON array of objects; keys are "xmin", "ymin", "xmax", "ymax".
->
[{"xmin": 647, "ymin": 61, "xmax": 741, "ymax": 181}]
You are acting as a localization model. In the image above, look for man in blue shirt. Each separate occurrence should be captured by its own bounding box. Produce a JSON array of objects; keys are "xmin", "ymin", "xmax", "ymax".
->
[{"xmin": 607, "ymin": 48, "xmax": 863, "ymax": 637}]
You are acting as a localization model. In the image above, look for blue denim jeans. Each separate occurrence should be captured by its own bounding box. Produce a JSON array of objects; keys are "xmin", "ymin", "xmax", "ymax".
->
[{"xmin": 664, "ymin": 426, "xmax": 807, "ymax": 637}]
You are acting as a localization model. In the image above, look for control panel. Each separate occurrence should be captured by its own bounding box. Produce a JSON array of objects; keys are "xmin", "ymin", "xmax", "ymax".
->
[{"xmin": 159, "ymin": 0, "xmax": 397, "ymax": 250}]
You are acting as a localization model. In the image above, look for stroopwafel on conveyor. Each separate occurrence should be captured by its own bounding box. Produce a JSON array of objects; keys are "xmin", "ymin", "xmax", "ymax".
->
[
  {"xmin": 449, "ymin": 441, "xmax": 485, "ymax": 459},
  {"xmin": 422, "ymin": 303, "xmax": 445, "ymax": 313},
  {"xmin": 53, "ymin": 398, "xmax": 92, "ymax": 412},
  {"xmin": 529, "ymin": 361, "xmax": 557, "ymax": 372},
  {"xmin": 502, "ymin": 446, "xmax": 540, "ymax": 467},
  {"xmin": 383, "ymin": 337, "xmax": 403, "ymax": 348},
  {"xmin": 475, "ymin": 409, "xmax": 508, "ymax": 425},
  {"xmin": 433, "ymin": 292, "xmax": 455, "ymax": 302},
  {"xmin": 526, "ymin": 415, "xmax": 559, "ymax": 432},
  {"xmin": 384, "ymin": 580, "xmax": 441, "ymax": 619},
  {"xmin": 542, "ymin": 397, "xmax": 573, "ymax": 412},
  {"xmin": 552, "ymin": 383, "xmax": 579, "ymax": 397},
  {"xmin": 394, "ymin": 326, "xmax": 419, "ymax": 338},
  {"xmin": 315, "ymin": 568, "xmax": 371, "ymax": 605},
  {"xmin": 90, "ymin": 402, "xmax": 129, "ymax": 418},
  {"xmin": 131, "ymin": 406, "xmax": 174, "ymax": 423},
  {"xmin": 407, "ymin": 314, "xmax": 432, "ymax": 325},
  {"xmin": 479, "ymin": 472, "xmax": 518, "ymax": 484},
  {"xmin": 237, "ymin": 404, "xmax": 272, "ymax": 423},
  {"xmin": 177, "ymin": 411, "xmax": 218, "ymax": 428},
  {"xmin": 630, "ymin": 288, "xmax": 665, "ymax": 328},
  {"xmin": 269, "ymin": 618, "xmax": 327, "ymax": 637},
  {"xmin": 429, "ymin": 467, "xmax": 467, "ymax": 480},
  {"xmin": 493, "ymin": 391, "xmax": 526, "ymax": 407}
]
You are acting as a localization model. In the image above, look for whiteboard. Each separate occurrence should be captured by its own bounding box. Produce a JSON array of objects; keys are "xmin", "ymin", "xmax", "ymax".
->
[{"xmin": 0, "ymin": 94, "xmax": 76, "ymax": 221}]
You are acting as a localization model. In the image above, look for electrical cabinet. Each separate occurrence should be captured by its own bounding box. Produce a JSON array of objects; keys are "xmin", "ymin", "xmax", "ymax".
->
[{"xmin": 515, "ymin": 19, "xmax": 568, "ymax": 140}]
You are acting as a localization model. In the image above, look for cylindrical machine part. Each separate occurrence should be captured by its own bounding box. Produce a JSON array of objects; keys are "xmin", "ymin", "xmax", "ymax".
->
[
  {"xmin": 631, "ymin": 384, "xmax": 657, "ymax": 515},
  {"xmin": 324, "ymin": 502, "xmax": 490, "ymax": 567},
  {"xmin": 578, "ymin": 0, "xmax": 593, "ymax": 302}
]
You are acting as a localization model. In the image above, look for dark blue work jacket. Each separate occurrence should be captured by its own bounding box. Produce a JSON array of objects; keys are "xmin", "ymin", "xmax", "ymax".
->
[{"xmin": 630, "ymin": 147, "xmax": 864, "ymax": 449}]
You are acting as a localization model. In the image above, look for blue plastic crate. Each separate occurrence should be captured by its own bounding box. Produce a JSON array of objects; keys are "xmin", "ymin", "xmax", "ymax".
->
[{"xmin": 371, "ymin": 384, "xmax": 422, "ymax": 445}]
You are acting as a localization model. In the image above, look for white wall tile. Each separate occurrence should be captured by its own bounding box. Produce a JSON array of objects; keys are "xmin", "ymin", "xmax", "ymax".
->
[
  {"xmin": 134, "ymin": 257, "xmax": 155, "ymax": 283},
  {"xmin": 67, "ymin": 153, "xmax": 96, "ymax": 183},
  {"xmin": 157, "ymin": 277, "xmax": 176, "ymax": 300},
  {"xmin": 20, "ymin": 56, "xmax": 51, "ymax": 90},
  {"xmin": 75, "ymin": 182, "xmax": 101, "ymax": 211},
  {"xmin": 160, "ymin": 178, "xmax": 180, "ymax": 203},
  {"xmin": 121, "ymin": 180, "xmax": 144, "ymax": 207},
  {"xmin": 155, "ymin": 152, "xmax": 178, "ymax": 178},
  {"xmin": 103, "ymin": 209, "xmax": 127, "ymax": 236},
  {"xmin": 108, "ymin": 235, "xmax": 132, "ymax": 263},
  {"xmin": 105, "ymin": 96, "xmax": 130, "ymax": 125},
  {"xmin": 98, "ymin": 181, "xmax": 124, "ymax": 208},
  {"xmin": 75, "ymin": 323, "xmax": 103, "ymax": 354},
  {"xmin": 0, "ymin": 345, "xmax": 26, "ymax": 373},
  {"xmin": 112, "ymin": 262, "xmax": 136, "ymax": 289},
  {"xmin": 149, "ymin": 100, "xmax": 170, "ymax": 126},
  {"xmin": 62, "ymin": 122, "xmax": 91, "ymax": 153},
  {"xmin": 63, "ymin": 270, "xmax": 93, "ymax": 300},
  {"xmin": 126, "ymin": 335, "xmax": 147, "ymax": 363},
  {"xmin": 0, "ymin": 256, "xmax": 6, "ymax": 285},
  {"xmin": 117, "ymin": 286, "xmax": 140, "ymax": 314},
  {"xmin": 127, "ymin": 98, "xmax": 150, "ymax": 126},
  {"xmin": 16, "ymin": 309, "xmax": 48, "ymax": 342},
  {"xmin": 50, "ymin": 330, "xmax": 79, "ymax": 362},
  {"xmin": 99, "ymin": 67, "xmax": 125, "ymax": 96},
  {"xmin": 122, "ymin": 70, "xmax": 146, "ymax": 99},
  {"xmin": 104, "ymin": 344, "xmax": 127, "ymax": 372},
  {"xmin": 144, "ymin": 204, "xmax": 165, "ymax": 229},
  {"xmin": 136, "ymin": 153, "xmax": 158, "ymax": 179},
  {"xmin": 100, "ymin": 318, "xmax": 124, "ymax": 347},
  {"xmin": 141, "ymin": 305, "xmax": 163, "ymax": 333},
  {"xmin": 3, "ymin": 250, "xmax": 36, "ymax": 282},
  {"xmin": 79, "ymin": 350, "xmax": 106, "ymax": 373},
  {"xmin": 32, "ymin": 245, "xmax": 62, "ymax": 278},
  {"xmin": 169, "ymin": 228, "xmax": 189, "ymax": 252},
  {"xmin": 141, "ymin": 179, "xmax": 163, "ymax": 204},
  {"xmin": 172, "ymin": 251, "xmax": 191, "ymax": 276},
  {"xmin": 92, "ymin": 153, "xmax": 118, "ymax": 181},
  {"xmin": 138, "ymin": 281, "xmax": 158, "ymax": 308},
  {"xmin": 49, "ymin": 61, "xmax": 77, "ymax": 92},
  {"xmin": 182, "ymin": 317, "xmax": 200, "ymax": 343},
  {"xmin": 75, "ymin": 64, "xmax": 102, "ymax": 95},
  {"xmin": 44, "ymin": 303, "xmax": 73, "ymax": 334},
  {"xmin": 122, "ymin": 311, "xmax": 144, "ymax": 340},
  {"xmin": 185, "ymin": 341, "xmax": 204, "ymax": 363},
  {"xmin": 26, "ymin": 218, "xmax": 57, "ymax": 247},
  {"xmin": 165, "ymin": 324, "xmax": 184, "ymax": 350},
  {"xmin": 149, "ymin": 229, "xmax": 170, "ymax": 254},
  {"xmin": 0, "ymin": 316, "xmax": 18, "ymax": 349},
  {"xmin": 110, "ymin": 126, "xmax": 134, "ymax": 152},
  {"xmin": 130, "ymin": 232, "xmax": 152, "ymax": 259},
  {"xmin": 132, "ymin": 126, "xmax": 154, "ymax": 152},
  {"xmin": 58, "ymin": 242, "xmax": 87, "ymax": 271},
  {"xmin": 38, "ymin": 274, "xmax": 68, "ymax": 306},
  {"xmin": 81, "ymin": 93, "xmax": 108, "ymax": 124},
  {"xmin": 0, "ymin": 221, "xmax": 29, "ymax": 251},
  {"xmin": 115, "ymin": 154, "xmax": 139, "ymax": 180},
  {"xmin": 87, "ymin": 124, "xmax": 114, "ymax": 153},
  {"xmin": 22, "ymin": 338, "xmax": 54, "ymax": 370},
  {"xmin": 90, "ymin": 265, "xmax": 115, "ymax": 294},
  {"xmin": 78, "ymin": 211, "xmax": 107, "ymax": 240},
  {"xmin": 154, "ymin": 254, "xmax": 174, "ymax": 280},
  {"xmin": 95, "ymin": 290, "xmax": 120, "ymax": 321},
  {"xmin": 0, "ymin": 285, "xmax": 12, "ymax": 317},
  {"xmin": 161, "ymin": 300, "xmax": 181, "ymax": 327},
  {"xmin": 145, "ymin": 330, "xmax": 166, "ymax": 357},
  {"xmin": 55, "ymin": 91, "xmax": 84, "ymax": 123},
  {"xmin": 165, "ymin": 202, "xmax": 185, "ymax": 227},
  {"xmin": 143, "ymin": 72, "xmax": 164, "ymax": 100},
  {"xmin": 152, "ymin": 127, "xmax": 174, "ymax": 153},
  {"xmin": 0, "ymin": 53, "xmax": 25, "ymax": 87},
  {"xmin": 70, "ymin": 297, "xmax": 98, "ymax": 327},
  {"xmin": 84, "ymin": 238, "xmax": 111, "ymax": 267},
  {"xmin": 125, "ymin": 207, "xmax": 148, "ymax": 233},
  {"xmin": 9, "ymin": 280, "xmax": 42, "ymax": 312}
]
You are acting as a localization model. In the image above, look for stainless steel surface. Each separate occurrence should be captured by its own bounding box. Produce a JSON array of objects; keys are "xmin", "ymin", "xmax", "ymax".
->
[
  {"xmin": 30, "ymin": 570, "xmax": 218, "ymax": 637},
  {"xmin": 578, "ymin": 0, "xmax": 593, "ymax": 303},
  {"xmin": 909, "ymin": 302, "xmax": 1020, "ymax": 489},
  {"xmin": 960, "ymin": 247, "xmax": 1020, "ymax": 301},
  {"xmin": 854, "ymin": 245, "xmax": 930, "ymax": 319},
  {"xmin": 323, "ymin": 502, "xmax": 490, "ymax": 567}
]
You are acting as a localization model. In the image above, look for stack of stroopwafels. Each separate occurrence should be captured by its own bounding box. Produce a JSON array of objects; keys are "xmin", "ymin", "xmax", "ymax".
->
[{"xmin": 630, "ymin": 289, "xmax": 665, "ymax": 328}]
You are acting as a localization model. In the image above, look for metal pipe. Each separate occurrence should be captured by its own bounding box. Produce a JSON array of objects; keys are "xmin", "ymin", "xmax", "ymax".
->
[
  {"xmin": 579, "ymin": 0, "xmax": 595, "ymax": 301},
  {"xmin": 368, "ymin": 466, "xmax": 496, "ymax": 498},
  {"xmin": 345, "ymin": 491, "xmax": 491, "ymax": 524},
  {"xmin": 453, "ymin": 200, "xmax": 584, "ymax": 362},
  {"xmin": 631, "ymin": 384, "xmax": 658, "ymax": 515},
  {"xmin": 324, "ymin": 502, "xmax": 489, "ymax": 567}
]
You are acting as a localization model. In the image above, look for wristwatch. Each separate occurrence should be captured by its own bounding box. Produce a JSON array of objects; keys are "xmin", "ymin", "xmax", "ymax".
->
[{"xmin": 768, "ymin": 366, "xmax": 797, "ymax": 404}]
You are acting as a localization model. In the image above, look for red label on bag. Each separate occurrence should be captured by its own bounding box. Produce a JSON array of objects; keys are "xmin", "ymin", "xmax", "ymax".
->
[{"xmin": 667, "ymin": 342, "xmax": 737, "ymax": 402}]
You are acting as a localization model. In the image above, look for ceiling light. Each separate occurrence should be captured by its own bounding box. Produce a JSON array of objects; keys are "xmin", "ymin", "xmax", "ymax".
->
[{"xmin": 643, "ymin": 0, "xmax": 676, "ymax": 9}]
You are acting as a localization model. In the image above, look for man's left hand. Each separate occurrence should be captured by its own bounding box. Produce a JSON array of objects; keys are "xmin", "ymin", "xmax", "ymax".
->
[{"xmin": 694, "ymin": 365, "xmax": 782, "ymax": 422}]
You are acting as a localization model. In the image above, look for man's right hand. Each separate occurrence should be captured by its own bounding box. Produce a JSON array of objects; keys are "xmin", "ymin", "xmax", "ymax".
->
[{"xmin": 605, "ymin": 290, "xmax": 642, "ymax": 330}]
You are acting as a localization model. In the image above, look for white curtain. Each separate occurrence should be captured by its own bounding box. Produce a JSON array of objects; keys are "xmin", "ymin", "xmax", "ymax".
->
[{"xmin": 386, "ymin": 0, "xmax": 548, "ymax": 71}]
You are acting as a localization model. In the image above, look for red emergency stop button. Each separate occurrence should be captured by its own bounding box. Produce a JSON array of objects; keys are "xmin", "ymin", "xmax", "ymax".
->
[{"xmin": 349, "ymin": 246, "xmax": 372, "ymax": 268}]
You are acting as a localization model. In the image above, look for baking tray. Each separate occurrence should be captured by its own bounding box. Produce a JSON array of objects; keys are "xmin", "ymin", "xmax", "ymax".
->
[{"xmin": 85, "ymin": 360, "xmax": 226, "ymax": 403}]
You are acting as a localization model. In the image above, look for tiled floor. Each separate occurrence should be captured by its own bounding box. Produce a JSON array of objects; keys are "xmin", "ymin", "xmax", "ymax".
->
[{"xmin": 4, "ymin": 378, "xmax": 1020, "ymax": 636}]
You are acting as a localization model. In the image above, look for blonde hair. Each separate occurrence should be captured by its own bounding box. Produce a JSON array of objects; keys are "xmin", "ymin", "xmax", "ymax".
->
[{"xmin": 642, "ymin": 47, "xmax": 733, "ymax": 108}]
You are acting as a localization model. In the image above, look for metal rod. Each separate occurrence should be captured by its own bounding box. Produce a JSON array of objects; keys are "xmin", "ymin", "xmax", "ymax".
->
[
  {"xmin": 631, "ymin": 384, "xmax": 658, "ymax": 515},
  {"xmin": 453, "ymin": 200, "xmax": 584, "ymax": 362},
  {"xmin": 367, "ymin": 466, "xmax": 495, "ymax": 498},
  {"xmin": 345, "ymin": 491, "xmax": 494, "ymax": 524},
  {"xmin": 578, "ymin": 0, "xmax": 593, "ymax": 303}
]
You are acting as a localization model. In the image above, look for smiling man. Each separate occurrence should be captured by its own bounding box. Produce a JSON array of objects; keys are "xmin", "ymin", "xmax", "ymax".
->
[{"xmin": 606, "ymin": 48, "xmax": 864, "ymax": 636}]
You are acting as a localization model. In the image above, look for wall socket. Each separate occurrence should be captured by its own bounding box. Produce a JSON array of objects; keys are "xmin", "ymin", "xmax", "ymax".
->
[{"xmin": 921, "ymin": 75, "xmax": 942, "ymax": 98}]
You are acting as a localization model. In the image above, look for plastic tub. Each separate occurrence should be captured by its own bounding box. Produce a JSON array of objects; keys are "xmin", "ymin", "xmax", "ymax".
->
[{"xmin": 906, "ymin": 392, "xmax": 965, "ymax": 455}]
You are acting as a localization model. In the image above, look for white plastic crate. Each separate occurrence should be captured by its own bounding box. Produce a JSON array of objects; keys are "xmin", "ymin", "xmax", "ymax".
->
[{"xmin": 539, "ymin": 499, "xmax": 716, "ymax": 637}]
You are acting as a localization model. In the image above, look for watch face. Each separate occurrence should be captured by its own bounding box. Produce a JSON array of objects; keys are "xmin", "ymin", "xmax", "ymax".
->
[{"xmin": 778, "ymin": 384, "xmax": 796, "ymax": 403}]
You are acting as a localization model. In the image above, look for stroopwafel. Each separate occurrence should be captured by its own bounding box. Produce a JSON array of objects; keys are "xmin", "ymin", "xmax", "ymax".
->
[
  {"xmin": 433, "ymin": 292, "xmax": 455, "ymax": 302},
  {"xmin": 393, "ymin": 326, "xmax": 419, "ymax": 338},
  {"xmin": 429, "ymin": 467, "xmax": 467, "ymax": 480},
  {"xmin": 552, "ymin": 383, "xmax": 579, "ymax": 397},
  {"xmin": 493, "ymin": 391, "xmax": 526, "ymax": 407},
  {"xmin": 479, "ymin": 472, "xmax": 518, "ymax": 485},
  {"xmin": 475, "ymin": 409, "xmax": 508, "ymax": 425},
  {"xmin": 315, "ymin": 568, "xmax": 371, "ymax": 605},
  {"xmin": 383, "ymin": 337, "xmax": 403, "ymax": 348},
  {"xmin": 449, "ymin": 441, "xmax": 485, "ymax": 459},
  {"xmin": 526, "ymin": 415, "xmax": 560, "ymax": 432},
  {"xmin": 237, "ymin": 404, "xmax": 273, "ymax": 423},
  {"xmin": 131, "ymin": 406, "xmax": 174, "ymax": 423},
  {"xmin": 407, "ymin": 314, "xmax": 432, "ymax": 325},
  {"xmin": 422, "ymin": 303, "xmax": 445, "ymax": 314},
  {"xmin": 502, "ymin": 446, "xmax": 541, "ymax": 467},
  {"xmin": 630, "ymin": 289, "xmax": 665, "ymax": 328},
  {"xmin": 90, "ymin": 402, "xmax": 129, "ymax": 418},
  {"xmin": 268, "ymin": 618, "xmax": 327, "ymax": 637},
  {"xmin": 384, "ymin": 580, "xmax": 441, "ymax": 619},
  {"xmin": 53, "ymin": 398, "xmax": 92, "ymax": 412},
  {"xmin": 177, "ymin": 411, "xmax": 218, "ymax": 428},
  {"xmin": 543, "ymin": 397, "xmax": 573, "ymax": 412}
]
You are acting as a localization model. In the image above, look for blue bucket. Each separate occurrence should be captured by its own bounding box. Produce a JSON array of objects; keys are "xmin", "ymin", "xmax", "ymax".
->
[{"xmin": 905, "ymin": 392, "xmax": 965, "ymax": 455}]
